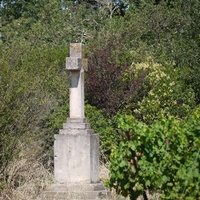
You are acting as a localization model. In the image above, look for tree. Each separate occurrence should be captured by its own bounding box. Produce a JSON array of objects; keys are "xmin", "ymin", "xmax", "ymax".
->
[
  {"xmin": 85, "ymin": 34, "xmax": 145, "ymax": 114},
  {"xmin": 0, "ymin": 0, "xmax": 45, "ymax": 25}
]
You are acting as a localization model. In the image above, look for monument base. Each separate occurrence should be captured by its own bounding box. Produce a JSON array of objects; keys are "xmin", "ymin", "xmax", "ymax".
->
[
  {"xmin": 40, "ymin": 182, "xmax": 110, "ymax": 200},
  {"xmin": 40, "ymin": 118, "xmax": 110, "ymax": 199},
  {"xmin": 54, "ymin": 118, "xmax": 100, "ymax": 184}
]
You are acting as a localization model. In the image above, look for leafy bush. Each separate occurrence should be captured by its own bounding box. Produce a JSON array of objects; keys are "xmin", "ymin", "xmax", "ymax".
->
[
  {"xmin": 108, "ymin": 109, "xmax": 200, "ymax": 199},
  {"xmin": 85, "ymin": 104, "xmax": 118, "ymax": 159},
  {"xmin": 0, "ymin": 41, "xmax": 69, "ymax": 177},
  {"xmin": 85, "ymin": 35, "xmax": 145, "ymax": 114},
  {"xmin": 127, "ymin": 58, "xmax": 196, "ymax": 123}
]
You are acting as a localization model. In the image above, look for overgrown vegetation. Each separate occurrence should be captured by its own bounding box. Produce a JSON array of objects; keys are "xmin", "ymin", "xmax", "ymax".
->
[
  {"xmin": 0, "ymin": 0, "xmax": 199, "ymax": 199},
  {"xmin": 108, "ymin": 109, "xmax": 200, "ymax": 199}
]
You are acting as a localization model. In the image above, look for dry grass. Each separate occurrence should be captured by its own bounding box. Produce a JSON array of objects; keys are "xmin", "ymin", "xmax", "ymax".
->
[{"xmin": 0, "ymin": 142, "xmax": 53, "ymax": 200}]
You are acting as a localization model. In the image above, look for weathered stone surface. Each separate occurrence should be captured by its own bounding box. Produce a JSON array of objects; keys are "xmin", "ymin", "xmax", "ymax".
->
[
  {"xmin": 59, "ymin": 128, "xmax": 94, "ymax": 135},
  {"xmin": 41, "ymin": 190, "xmax": 109, "ymax": 200},
  {"xmin": 66, "ymin": 43, "xmax": 88, "ymax": 119},
  {"xmin": 69, "ymin": 70, "xmax": 85, "ymax": 118},
  {"xmin": 46, "ymin": 183, "xmax": 106, "ymax": 192},
  {"xmin": 54, "ymin": 133, "xmax": 100, "ymax": 184},
  {"xmin": 66, "ymin": 57, "xmax": 82, "ymax": 70},
  {"xmin": 67, "ymin": 118, "xmax": 88, "ymax": 123},
  {"xmin": 70, "ymin": 43, "xmax": 84, "ymax": 58},
  {"xmin": 63, "ymin": 122, "xmax": 91, "ymax": 130},
  {"xmin": 59, "ymin": 118, "xmax": 94, "ymax": 134}
]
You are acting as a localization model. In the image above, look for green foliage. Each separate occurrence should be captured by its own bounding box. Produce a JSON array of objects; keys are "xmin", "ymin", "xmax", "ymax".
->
[
  {"xmin": 85, "ymin": 0, "xmax": 199, "ymax": 119},
  {"xmin": 1, "ymin": 0, "xmax": 108, "ymax": 44},
  {"xmin": 108, "ymin": 110, "xmax": 200, "ymax": 199},
  {"xmin": 126, "ymin": 58, "xmax": 196, "ymax": 123},
  {"xmin": 0, "ymin": 38, "xmax": 69, "ymax": 172},
  {"xmin": 85, "ymin": 104, "xmax": 118, "ymax": 158},
  {"xmin": 126, "ymin": 0, "xmax": 200, "ymax": 103}
]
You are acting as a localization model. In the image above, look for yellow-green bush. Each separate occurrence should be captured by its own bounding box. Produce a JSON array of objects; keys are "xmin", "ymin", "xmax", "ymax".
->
[{"xmin": 123, "ymin": 58, "xmax": 196, "ymax": 123}]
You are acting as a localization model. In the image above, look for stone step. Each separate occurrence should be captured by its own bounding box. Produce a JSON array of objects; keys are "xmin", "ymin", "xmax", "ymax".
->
[
  {"xmin": 63, "ymin": 122, "xmax": 91, "ymax": 130},
  {"xmin": 39, "ymin": 183, "xmax": 110, "ymax": 200},
  {"xmin": 59, "ymin": 129, "xmax": 94, "ymax": 135},
  {"xmin": 41, "ymin": 189, "xmax": 109, "ymax": 200},
  {"xmin": 67, "ymin": 118, "xmax": 88, "ymax": 123},
  {"xmin": 47, "ymin": 183, "xmax": 105, "ymax": 192}
]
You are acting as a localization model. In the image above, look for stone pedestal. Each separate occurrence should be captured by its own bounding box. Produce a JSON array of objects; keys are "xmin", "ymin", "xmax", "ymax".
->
[
  {"xmin": 54, "ymin": 118, "xmax": 100, "ymax": 184},
  {"xmin": 41, "ymin": 118, "xmax": 109, "ymax": 200}
]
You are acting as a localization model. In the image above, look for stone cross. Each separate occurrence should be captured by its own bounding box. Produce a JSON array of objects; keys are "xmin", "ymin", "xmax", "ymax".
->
[
  {"xmin": 41, "ymin": 43, "xmax": 108, "ymax": 199},
  {"xmin": 66, "ymin": 43, "xmax": 88, "ymax": 119}
]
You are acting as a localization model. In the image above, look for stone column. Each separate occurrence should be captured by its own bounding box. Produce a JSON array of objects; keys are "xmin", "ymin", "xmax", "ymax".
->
[{"xmin": 66, "ymin": 43, "xmax": 87, "ymax": 118}]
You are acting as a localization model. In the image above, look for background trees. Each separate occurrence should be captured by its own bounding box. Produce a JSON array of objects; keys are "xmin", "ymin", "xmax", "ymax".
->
[{"xmin": 0, "ymin": 0, "xmax": 199, "ymax": 199}]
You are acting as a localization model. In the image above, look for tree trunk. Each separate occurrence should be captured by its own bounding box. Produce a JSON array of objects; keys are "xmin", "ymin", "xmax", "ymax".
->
[{"xmin": 143, "ymin": 190, "xmax": 148, "ymax": 200}]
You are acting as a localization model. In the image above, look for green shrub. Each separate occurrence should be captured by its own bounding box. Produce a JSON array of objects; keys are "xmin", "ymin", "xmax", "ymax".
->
[
  {"xmin": 126, "ymin": 58, "xmax": 196, "ymax": 123},
  {"xmin": 0, "ymin": 41, "xmax": 69, "ymax": 174},
  {"xmin": 85, "ymin": 104, "xmax": 118, "ymax": 159},
  {"xmin": 108, "ymin": 108, "xmax": 200, "ymax": 199}
]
